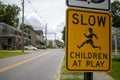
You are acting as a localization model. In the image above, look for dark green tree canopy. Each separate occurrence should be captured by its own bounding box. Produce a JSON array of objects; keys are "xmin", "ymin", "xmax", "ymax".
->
[
  {"xmin": 111, "ymin": 0, "xmax": 120, "ymax": 27},
  {"xmin": 62, "ymin": 26, "xmax": 65, "ymax": 42},
  {"xmin": 62, "ymin": 26, "xmax": 66, "ymax": 46},
  {"xmin": 20, "ymin": 24, "xmax": 34, "ymax": 30},
  {"xmin": 0, "ymin": 2, "xmax": 21, "ymax": 28}
]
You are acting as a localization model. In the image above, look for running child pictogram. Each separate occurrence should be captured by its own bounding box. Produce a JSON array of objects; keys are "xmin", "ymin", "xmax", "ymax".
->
[{"xmin": 77, "ymin": 28, "xmax": 101, "ymax": 50}]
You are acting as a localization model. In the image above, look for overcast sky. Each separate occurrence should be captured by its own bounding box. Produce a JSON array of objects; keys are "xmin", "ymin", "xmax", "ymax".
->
[
  {"xmin": 2, "ymin": 0, "xmax": 114, "ymax": 41},
  {"xmin": 2, "ymin": 0, "xmax": 66, "ymax": 41}
]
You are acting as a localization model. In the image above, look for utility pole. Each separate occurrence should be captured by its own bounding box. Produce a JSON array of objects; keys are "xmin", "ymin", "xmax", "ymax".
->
[
  {"xmin": 21, "ymin": 0, "xmax": 24, "ymax": 53},
  {"xmin": 55, "ymin": 33, "xmax": 56, "ymax": 40},
  {"xmin": 45, "ymin": 23, "xmax": 47, "ymax": 49},
  {"xmin": 54, "ymin": 33, "xmax": 56, "ymax": 48}
]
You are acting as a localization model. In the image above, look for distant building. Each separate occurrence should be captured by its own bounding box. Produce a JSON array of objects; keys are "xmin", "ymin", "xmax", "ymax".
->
[
  {"xmin": 55, "ymin": 40, "xmax": 64, "ymax": 48},
  {"xmin": 0, "ymin": 22, "xmax": 45, "ymax": 49},
  {"xmin": 0, "ymin": 22, "xmax": 25, "ymax": 49},
  {"xmin": 47, "ymin": 39, "xmax": 63, "ymax": 48},
  {"xmin": 23, "ymin": 27, "xmax": 45, "ymax": 48}
]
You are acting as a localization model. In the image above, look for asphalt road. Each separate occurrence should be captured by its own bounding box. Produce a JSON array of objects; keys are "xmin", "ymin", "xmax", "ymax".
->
[{"xmin": 0, "ymin": 49, "xmax": 64, "ymax": 80}]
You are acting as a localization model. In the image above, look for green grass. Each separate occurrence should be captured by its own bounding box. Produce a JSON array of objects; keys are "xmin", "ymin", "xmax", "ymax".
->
[
  {"xmin": 0, "ymin": 50, "xmax": 28, "ymax": 59},
  {"xmin": 60, "ymin": 50, "xmax": 120, "ymax": 80},
  {"xmin": 108, "ymin": 57, "xmax": 120, "ymax": 80},
  {"xmin": 61, "ymin": 77, "xmax": 83, "ymax": 80},
  {"xmin": 60, "ymin": 55, "xmax": 83, "ymax": 80},
  {"xmin": 112, "ymin": 49, "xmax": 120, "ymax": 52},
  {"xmin": 61, "ymin": 56, "xmax": 83, "ymax": 75}
]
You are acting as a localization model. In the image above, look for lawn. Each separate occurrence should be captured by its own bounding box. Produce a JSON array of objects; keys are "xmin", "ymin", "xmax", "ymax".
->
[
  {"xmin": 0, "ymin": 50, "xmax": 28, "ymax": 59},
  {"xmin": 60, "ymin": 78, "xmax": 83, "ymax": 80},
  {"xmin": 112, "ymin": 50, "xmax": 120, "ymax": 52},
  {"xmin": 61, "ymin": 55, "xmax": 83, "ymax": 75},
  {"xmin": 60, "ymin": 54, "xmax": 120, "ymax": 80},
  {"xmin": 60, "ymin": 50, "xmax": 120, "ymax": 80},
  {"xmin": 60, "ymin": 55, "xmax": 83, "ymax": 80},
  {"xmin": 108, "ymin": 57, "xmax": 120, "ymax": 80}
]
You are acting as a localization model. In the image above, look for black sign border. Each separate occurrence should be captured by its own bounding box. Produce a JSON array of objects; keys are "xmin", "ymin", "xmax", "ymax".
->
[
  {"xmin": 66, "ymin": 8, "xmax": 112, "ymax": 72},
  {"xmin": 66, "ymin": 0, "xmax": 111, "ymax": 11}
]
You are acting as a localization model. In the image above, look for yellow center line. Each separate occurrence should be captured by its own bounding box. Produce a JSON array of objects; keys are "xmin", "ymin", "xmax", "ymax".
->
[{"xmin": 0, "ymin": 50, "xmax": 53, "ymax": 72}]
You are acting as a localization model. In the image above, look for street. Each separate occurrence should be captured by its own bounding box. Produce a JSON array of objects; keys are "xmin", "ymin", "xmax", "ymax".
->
[{"xmin": 0, "ymin": 49, "xmax": 64, "ymax": 80}]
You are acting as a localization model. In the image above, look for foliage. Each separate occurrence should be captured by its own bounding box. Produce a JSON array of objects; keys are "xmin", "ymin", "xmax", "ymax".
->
[
  {"xmin": 112, "ymin": 56, "xmax": 120, "ymax": 62},
  {"xmin": 108, "ymin": 56, "xmax": 120, "ymax": 80},
  {"xmin": 111, "ymin": 0, "xmax": 120, "ymax": 27},
  {"xmin": 62, "ymin": 26, "xmax": 66, "ymax": 46},
  {"xmin": 61, "ymin": 78, "xmax": 83, "ymax": 80},
  {"xmin": 0, "ymin": 2, "xmax": 21, "ymax": 28},
  {"xmin": 61, "ymin": 56, "xmax": 83, "ymax": 75},
  {"xmin": 60, "ymin": 56, "xmax": 83, "ymax": 80},
  {"xmin": 20, "ymin": 24, "xmax": 34, "ymax": 30},
  {"xmin": 108, "ymin": 61, "xmax": 120, "ymax": 80}
]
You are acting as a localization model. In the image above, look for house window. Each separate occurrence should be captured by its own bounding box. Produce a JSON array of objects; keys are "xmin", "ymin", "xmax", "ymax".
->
[
  {"xmin": 28, "ymin": 36, "xmax": 31, "ymax": 39},
  {"xmin": 19, "ymin": 32, "xmax": 21, "ymax": 36},
  {"xmin": 28, "ymin": 30, "xmax": 30, "ymax": 34},
  {"xmin": 24, "ymin": 30, "xmax": 26, "ymax": 33},
  {"xmin": 15, "ymin": 31, "xmax": 17, "ymax": 35},
  {"xmin": 8, "ymin": 38, "xmax": 12, "ymax": 45},
  {"xmin": 24, "ymin": 34, "xmax": 26, "ymax": 37},
  {"xmin": 2, "ymin": 29, "xmax": 6, "ymax": 34},
  {"xmin": 18, "ymin": 38, "xmax": 21, "ymax": 42},
  {"xmin": 11, "ymin": 29, "xmax": 14, "ymax": 34}
]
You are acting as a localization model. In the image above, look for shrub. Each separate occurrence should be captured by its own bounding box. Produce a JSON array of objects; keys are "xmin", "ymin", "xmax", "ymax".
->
[{"xmin": 112, "ymin": 56, "xmax": 120, "ymax": 62}]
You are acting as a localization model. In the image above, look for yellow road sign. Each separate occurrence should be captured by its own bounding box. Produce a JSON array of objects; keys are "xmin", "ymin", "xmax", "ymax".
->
[{"xmin": 66, "ymin": 8, "xmax": 112, "ymax": 71}]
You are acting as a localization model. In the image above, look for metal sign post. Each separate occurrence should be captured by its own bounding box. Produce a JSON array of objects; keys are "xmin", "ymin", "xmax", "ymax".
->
[{"xmin": 84, "ymin": 72, "xmax": 93, "ymax": 80}]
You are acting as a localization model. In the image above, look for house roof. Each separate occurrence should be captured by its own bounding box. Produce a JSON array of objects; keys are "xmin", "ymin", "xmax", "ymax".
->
[
  {"xmin": 0, "ymin": 22, "xmax": 21, "ymax": 32},
  {"xmin": 0, "ymin": 25, "xmax": 4, "ymax": 29},
  {"xmin": 24, "ymin": 27, "xmax": 43, "ymax": 35},
  {"xmin": 35, "ymin": 30, "xmax": 43, "ymax": 35}
]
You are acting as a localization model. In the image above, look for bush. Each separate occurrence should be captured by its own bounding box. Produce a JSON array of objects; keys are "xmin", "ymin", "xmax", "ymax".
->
[{"xmin": 112, "ymin": 56, "xmax": 120, "ymax": 62}]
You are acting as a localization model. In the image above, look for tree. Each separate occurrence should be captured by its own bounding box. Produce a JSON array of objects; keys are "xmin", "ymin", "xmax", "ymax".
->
[
  {"xmin": 111, "ymin": 0, "xmax": 120, "ymax": 27},
  {"xmin": 0, "ymin": 2, "xmax": 21, "ymax": 28},
  {"xmin": 20, "ymin": 24, "xmax": 34, "ymax": 30},
  {"xmin": 62, "ymin": 26, "xmax": 66, "ymax": 46}
]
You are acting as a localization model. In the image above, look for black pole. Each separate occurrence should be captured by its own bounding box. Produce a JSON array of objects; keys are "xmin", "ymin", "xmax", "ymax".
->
[{"xmin": 84, "ymin": 72, "xmax": 93, "ymax": 80}]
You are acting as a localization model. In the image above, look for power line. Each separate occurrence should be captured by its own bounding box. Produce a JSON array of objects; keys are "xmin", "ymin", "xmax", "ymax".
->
[
  {"xmin": 26, "ymin": 0, "xmax": 57, "ymax": 35},
  {"xmin": 26, "ymin": 0, "xmax": 46, "ymax": 25},
  {"xmin": 7, "ymin": 0, "xmax": 57, "ymax": 40}
]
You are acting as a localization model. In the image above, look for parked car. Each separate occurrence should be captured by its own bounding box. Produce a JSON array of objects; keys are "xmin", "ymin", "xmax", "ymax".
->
[{"xmin": 24, "ymin": 45, "xmax": 38, "ymax": 50}]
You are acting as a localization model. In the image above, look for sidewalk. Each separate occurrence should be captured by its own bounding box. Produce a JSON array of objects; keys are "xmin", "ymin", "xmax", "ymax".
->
[
  {"xmin": 60, "ymin": 72, "xmax": 115, "ymax": 80},
  {"xmin": 93, "ymin": 72, "xmax": 115, "ymax": 80}
]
